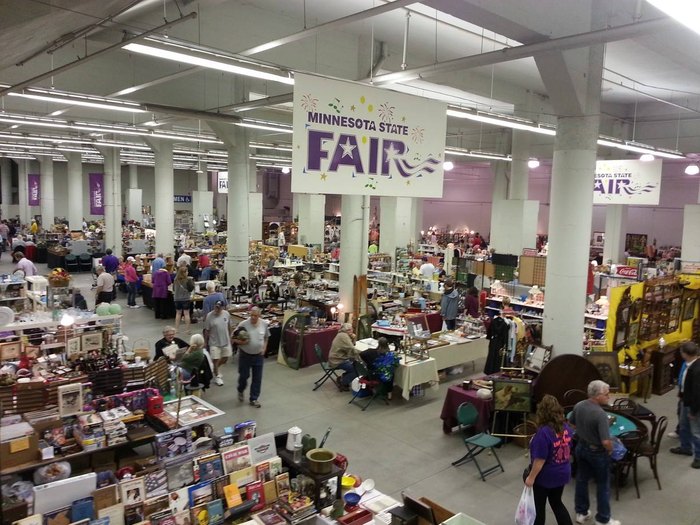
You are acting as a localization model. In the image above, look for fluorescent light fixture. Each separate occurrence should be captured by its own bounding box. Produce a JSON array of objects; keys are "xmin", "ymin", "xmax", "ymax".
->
[
  {"xmin": 8, "ymin": 88, "xmax": 147, "ymax": 113},
  {"xmin": 639, "ymin": 153, "xmax": 655, "ymax": 162},
  {"xmin": 596, "ymin": 137, "xmax": 684, "ymax": 159},
  {"xmin": 250, "ymin": 142, "xmax": 293, "ymax": 152},
  {"xmin": 647, "ymin": 1, "xmax": 700, "ymax": 36},
  {"xmin": 447, "ymin": 107, "xmax": 556, "ymax": 136},
  {"xmin": 236, "ymin": 120, "xmax": 293, "ymax": 134},
  {"xmin": 685, "ymin": 164, "xmax": 700, "ymax": 175},
  {"xmin": 123, "ymin": 40, "xmax": 294, "ymax": 85},
  {"xmin": 527, "ymin": 159, "xmax": 540, "ymax": 169},
  {"xmin": 445, "ymin": 147, "xmax": 511, "ymax": 161},
  {"xmin": 249, "ymin": 154, "xmax": 292, "ymax": 163}
]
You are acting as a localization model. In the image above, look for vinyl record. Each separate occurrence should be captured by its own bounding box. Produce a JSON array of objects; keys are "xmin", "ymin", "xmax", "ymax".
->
[{"xmin": 0, "ymin": 306, "xmax": 15, "ymax": 327}]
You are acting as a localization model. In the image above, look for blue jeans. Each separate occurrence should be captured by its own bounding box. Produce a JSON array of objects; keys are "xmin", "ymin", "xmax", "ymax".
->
[
  {"xmin": 679, "ymin": 404, "xmax": 700, "ymax": 459},
  {"xmin": 574, "ymin": 445, "xmax": 612, "ymax": 524},
  {"xmin": 238, "ymin": 352, "xmax": 264, "ymax": 401},
  {"xmin": 127, "ymin": 282, "xmax": 137, "ymax": 306},
  {"xmin": 336, "ymin": 360, "xmax": 358, "ymax": 386}
]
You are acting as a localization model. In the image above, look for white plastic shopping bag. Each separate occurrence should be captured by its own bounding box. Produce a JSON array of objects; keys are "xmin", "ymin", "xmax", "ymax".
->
[{"xmin": 514, "ymin": 486, "xmax": 536, "ymax": 525}]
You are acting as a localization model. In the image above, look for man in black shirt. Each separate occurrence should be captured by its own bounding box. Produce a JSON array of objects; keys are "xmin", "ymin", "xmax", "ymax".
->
[{"xmin": 154, "ymin": 326, "xmax": 189, "ymax": 361}]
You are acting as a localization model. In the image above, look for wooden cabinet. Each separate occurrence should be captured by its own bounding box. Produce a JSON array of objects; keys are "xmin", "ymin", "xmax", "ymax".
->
[{"xmin": 650, "ymin": 342, "xmax": 681, "ymax": 395}]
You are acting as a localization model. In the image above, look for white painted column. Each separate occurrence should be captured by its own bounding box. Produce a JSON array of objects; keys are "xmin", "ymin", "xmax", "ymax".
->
[
  {"xmin": 298, "ymin": 194, "xmax": 326, "ymax": 247},
  {"xmin": 379, "ymin": 197, "xmax": 397, "ymax": 257},
  {"xmin": 361, "ymin": 195, "xmax": 370, "ymax": 273},
  {"xmin": 99, "ymin": 148, "xmax": 121, "ymax": 253},
  {"xmin": 65, "ymin": 153, "xmax": 83, "ymax": 230},
  {"xmin": 0, "ymin": 158, "xmax": 11, "ymax": 220},
  {"xmin": 248, "ymin": 159, "xmax": 263, "ymax": 241},
  {"xmin": 339, "ymin": 194, "xmax": 365, "ymax": 315},
  {"xmin": 410, "ymin": 197, "xmax": 423, "ymax": 244},
  {"xmin": 225, "ymin": 137, "xmax": 250, "ymax": 282},
  {"xmin": 197, "ymin": 163, "xmax": 208, "ymax": 191},
  {"xmin": 292, "ymin": 193, "xmax": 301, "ymax": 223},
  {"xmin": 681, "ymin": 204, "xmax": 700, "ymax": 263},
  {"xmin": 488, "ymin": 159, "xmax": 509, "ymax": 246},
  {"xmin": 509, "ymin": 129, "xmax": 531, "ymax": 200},
  {"xmin": 148, "ymin": 140, "xmax": 174, "ymax": 256},
  {"xmin": 602, "ymin": 204, "xmax": 627, "ymax": 264},
  {"xmin": 542, "ymin": 116, "xmax": 599, "ymax": 355},
  {"xmin": 18, "ymin": 160, "xmax": 30, "ymax": 225},
  {"xmin": 192, "ymin": 163, "xmax": 213, "ymax": 233},
  {"xmin": 126, "ymin": 164, "xmax": 142, "ymax": 223}
]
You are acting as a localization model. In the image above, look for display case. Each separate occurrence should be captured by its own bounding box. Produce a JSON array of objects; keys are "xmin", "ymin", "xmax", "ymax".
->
[
  {"xmin": 650, "ymin": 342, "xmax": 681, "ymax": 395},
  {"xmin": 0, "ymin": 280, "xmax": 27, "ymax": 314}
]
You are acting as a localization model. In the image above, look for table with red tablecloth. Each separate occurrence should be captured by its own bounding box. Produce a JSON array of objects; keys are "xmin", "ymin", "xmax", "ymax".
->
[
  {"xmin": 440, "ymin": 385, "xmax": 493, "ymax": 434},
  {"xmin": 282, "ymin": 325, "xmax": 340, "ymax": 368}
]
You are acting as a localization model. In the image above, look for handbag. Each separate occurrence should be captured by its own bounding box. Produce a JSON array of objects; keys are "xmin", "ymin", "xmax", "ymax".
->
[
  {"xmin": 522, "ymin": 464, "xmax": 532, "ymax": 483},
  {"xmin": 611, "ymin": 437, "xmax": 628, "ymax": 461},
  {"xmin": 515, "ymin": 486, "xmax": 536, "ymax": 525}
]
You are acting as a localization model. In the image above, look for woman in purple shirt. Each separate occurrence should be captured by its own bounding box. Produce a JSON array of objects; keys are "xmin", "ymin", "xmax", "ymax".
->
[
  {"xmin": 525, "ymin": 394, "xmax": 573, "ymax": 525},
  {"xmin": 152, "ymin": 268, "xmax": 172, "ymax": 319}
]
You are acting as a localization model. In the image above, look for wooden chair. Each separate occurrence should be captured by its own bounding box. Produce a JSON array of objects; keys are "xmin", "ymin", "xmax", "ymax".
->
[
  {"xmin": 563, "ymin": 388, "xmax": 587, "ymax": 407},
  {"xmin": 452, "ymin": 402, "xmax": 504, "ymax": 481},
  {"xmin": 312, "ymin": 344, "xmax": 341, "ymax": 391},
  {"xmin": 611, "ymin": 397, "xmax": 657, "ymax": 424},
  {"xmin": 613, "ymin": 430, "xmax": 644, "ymax": 500},
  {"xmin": 635, "ymin": 415, "xmax": 668, "ymax": 490}
]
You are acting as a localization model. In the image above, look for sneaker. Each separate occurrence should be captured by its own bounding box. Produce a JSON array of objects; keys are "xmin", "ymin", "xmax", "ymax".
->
[
  {"xmin": 249, "ymin": 400, "xmax": 261, "ymax": 408},
  {"xmin": 595, "ymin": 519, "xmax": 620, "ymax": 525},
  {"xmin": 667, "ymin": 431, "xmax": 679, "ymax": 438},
  {"xmin": 237, "ymin": 391, "xmax": 244, "ymax": 402},
  {"xmin": 670, "ymin": 447, "xmax": 693, "ymax": 456},
  {"xmin": 576, "ymin": 511, "xmax": 592, "ymax": 524},
  {"xmin": 692, "ymin": 459, "xmax": 700, "ymax": 469},
  {"xmin": 214, "ymin": 376, "xmax": 224, "ymax": 386}
]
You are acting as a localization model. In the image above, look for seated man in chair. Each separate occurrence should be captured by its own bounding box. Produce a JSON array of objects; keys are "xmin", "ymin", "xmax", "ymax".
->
[{"xmin": 328, "ymin": 323, "xmax": 361, "ymax": 391}]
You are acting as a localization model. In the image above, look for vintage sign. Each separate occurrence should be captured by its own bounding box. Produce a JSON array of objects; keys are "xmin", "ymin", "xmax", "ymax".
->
[
  {"xmin": 593, "ymin": 159, "xmax": 662, "ymax": 205},
  {"xmin": 292, "ymin": 73, "xmax": 447, "ymax": 197},
  {"xmin": 217, "ymin": 172, "xmax": 228, "ymax": 194},
  {"xmin": 613, "ymin": 265, "xmax": 639, "ymax": 279},
  {"xmin": 27, "ymin": 174, "xmax": 40, "ymax": 206},
  {"xmin": 89, "ymin": 173, "xmax": 104, "ymax": 215}
]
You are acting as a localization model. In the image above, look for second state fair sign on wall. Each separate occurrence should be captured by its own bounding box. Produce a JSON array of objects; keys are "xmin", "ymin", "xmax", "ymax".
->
[{"xmin": 292, "ymin": 73, "xmax": 447, "ymax": 197}]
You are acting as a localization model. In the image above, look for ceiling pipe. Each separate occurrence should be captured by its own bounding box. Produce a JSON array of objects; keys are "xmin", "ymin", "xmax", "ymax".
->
[
  {"xmin": 236, "ymin": 0, "xmax": 417, "ymax": 56},
  {"xmin": 0, "ymin": 12, "xmax": 197, "ymax": 97},
  {"xmin": 401, "ymin": 11, "xmax": 411, "ymax": 71},
  {"xmin": 15, "ymin": 0, "xmax": 147, "ymax": 66},
  {"xmin": 371, "ymin": 17, "xmax": 673, "ymax": 84}
]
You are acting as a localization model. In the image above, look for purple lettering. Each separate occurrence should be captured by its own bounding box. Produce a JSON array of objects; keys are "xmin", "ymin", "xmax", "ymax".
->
[
  {"xmin": 307, "ymin": 130, "xmax": 334, "ymax": 170},
  {"xmin": 328, "ymin": 134, "xmax": 364, "ymax": 173}
]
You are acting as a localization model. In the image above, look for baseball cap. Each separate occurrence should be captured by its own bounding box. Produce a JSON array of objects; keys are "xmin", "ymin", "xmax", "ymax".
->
[
  {"xmin": 214, "ymin": 300, "xmax": 224, "ymax": 308},
  {"xmin": 127, "ymin": 256, "xmax": 136, "ymax": 262}
]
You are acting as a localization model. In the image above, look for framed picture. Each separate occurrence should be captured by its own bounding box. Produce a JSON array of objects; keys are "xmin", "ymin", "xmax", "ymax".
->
[
  {"xmin": 628, "ymin": 322, "xmax": 639, "ymax": 346},
  {"xmin": 161, "ymin": 396, "xmax": 225, "ymax": 426},
  {"xmin": 81, "ymin": 332, "xmax": 103, "ymax": 352},
  {"xmin": 58, "ymin": 382, "xmax": 84, "ymax": 417},
  {"xmin": 66, "ymin": 337, "xmax": 82, "ymax": 360},
  {"xmin": 0, "ymin": 341, "xmax": 21, "ymax": 360},
  {"xmin": 120, "ymin": 477, "xmax": 146, "ymax": 506},
  {"xmin": 586, "ymin": 352, "xmax": 621, "ymax": 390},
  {"xmin": 492, "ymin": 378, "xmax": 532, "ymax": 412},
  {"xmin": 523, "ymin": 344, "xmax": 552, "ymax": 374},
  {"xmin": 625, "ymin": 233, "xmax": 647, "ymax": 257},
  {"xmin": 683, "ymin": 295, "xmax": 697, "ymax": 322},
  {"xmin": 592, "ymin": 232, "xmax": 605, "ymax": 247}
]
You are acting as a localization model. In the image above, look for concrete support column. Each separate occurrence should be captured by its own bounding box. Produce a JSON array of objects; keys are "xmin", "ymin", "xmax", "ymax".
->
[
  {"xmin": 379, "ymin": 197, "xmax": 397, "ymax": 257},
  {"xmin": 339, "ymin": 194, "xmax": 365, "ymax": 316},
  {"xmin": 509, "ymin": 129, "xmax": 531, "ymax": 200},
  {"xmin": 488, "ymin": 160, "xmax": 509, "ymax": 246},
  {"xmin": 38, "ymin": 156, "xmax": 55, "ymax": 226},
  {"xmin": 681, "ymin": 204, "xmax": 700, "ymax": 263},
  {"xmin": 361, "ymin": 196, "xmax": 370, "ymax": 273},
  {"xmin": 147, "ymin": 140, "xmax": 174, "ymax": 256},
  {"xmin": 410, "ymin": 197, "xmax": 423, "ymax": 245},
  {"xmin": 126, "ymin": 164, "xmax": 142, "ymax": 223},
  {"xmin": 298, "ymin": 194, "xmax": 326, "ymax": 247},
  {"xmin": 292, "ymin": 193, "xmax": 300, "ymax": 223},
  {"xmin": 65, "ymin": 153, "xmax": 83, "ymax": 230},
  {"xmin": 0, "ymin": 158, "xmax": 11, "ymax": 220},
  {"xmin": 248, "ymin": 159, "xmax": 263, "ymax": 241},
  {"xmin": 99, "ymin": 148, "xmax": 122, "ymax": 253},
  {"xmin": 197, "ymin": 163, "xmax": 208, "ymax": 192},
  {"xmin": 18, "ymin": 160, "xmax": 30, "ymax": 225},
  {"xmin": 225, "ymin": 136, "xmax": 250, "ymax": 282},
  {"xmin": 129, "ymin": 164, "xmax": 138, "ymax": 189},
  {"xmin": 542, "ymin": 116, "xmax": 599, "ymax": 355},
  {"xmin": 602, "ymin": 204, "xmax": 627, "ymax": 264}
]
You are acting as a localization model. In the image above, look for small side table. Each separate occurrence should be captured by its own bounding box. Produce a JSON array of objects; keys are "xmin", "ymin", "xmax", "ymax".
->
[{"xmin": 619, "ymin": 364, "xmax": 654, "ymax": 402}]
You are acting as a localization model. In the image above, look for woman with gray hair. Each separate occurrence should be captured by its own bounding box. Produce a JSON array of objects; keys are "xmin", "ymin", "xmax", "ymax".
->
[{"xmin": 328, "ymin": 323, "xmax": 360, "ymax": 391}]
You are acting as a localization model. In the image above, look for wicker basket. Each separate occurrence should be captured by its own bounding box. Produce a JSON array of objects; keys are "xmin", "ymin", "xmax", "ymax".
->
[{"xmin": 48, "ymin": 277, "xmax": 70, "ymax": 287}]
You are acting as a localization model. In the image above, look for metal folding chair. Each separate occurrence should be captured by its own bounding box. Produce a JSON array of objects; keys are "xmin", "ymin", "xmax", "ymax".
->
[
  {"xmin": 452, "ymin": 402, "xmax": 505, "ymax": 481},
  {"xmin": 312, "ymin": 344, "xmax": 342, "ymax": 391}
]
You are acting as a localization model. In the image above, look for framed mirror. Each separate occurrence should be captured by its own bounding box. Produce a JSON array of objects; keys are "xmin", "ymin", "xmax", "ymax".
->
[
  {"xmin": 524, "ymin": 344, "xmax": 553, "ymax": 374},
  {"xmin": 613, "ymin": 288, "xmax": 633, "ymax": 351}
]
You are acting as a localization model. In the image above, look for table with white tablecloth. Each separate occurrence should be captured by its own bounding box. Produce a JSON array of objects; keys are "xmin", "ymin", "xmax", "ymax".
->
[
  {"xmin": 394, "ymin": 355, "xmax": 440, "ymax": 400},
  {"xmin": 427, "ymin": 337, "xmax": 489, "ymax": 371}
]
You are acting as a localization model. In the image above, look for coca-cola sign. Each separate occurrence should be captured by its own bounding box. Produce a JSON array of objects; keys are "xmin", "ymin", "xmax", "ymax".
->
[{"xmin": 615, "ymin": 265, "xmax": 638, "ymax": 278}]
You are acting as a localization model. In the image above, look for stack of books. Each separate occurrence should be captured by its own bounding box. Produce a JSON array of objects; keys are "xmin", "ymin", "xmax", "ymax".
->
[
  {"xmin": 100, "ymin": 407, "xmax": 131, "ymax": 446},
  {"xmin": 74, "ymin": 413, "xmax": 106, "ymax": 450},
  {"xmin": 272, "ymin": 493, "xmax": 316, "ymax": 524}
]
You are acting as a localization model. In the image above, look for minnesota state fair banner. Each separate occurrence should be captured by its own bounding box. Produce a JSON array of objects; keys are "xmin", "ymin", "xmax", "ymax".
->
[
  {"xmin": 593, "ymin": 159, "xmax": 662, "ymax": 205},
  {"xmin": 89, "ymin": 173, "xmax": 104, "ymax": 215},
  {"xmin": 27, "ymin": 174, "xmax": 40, "ymax": 206},
  {"xmin": 292, "ymin": 73, "xmax": 447, "ymax": 197}
]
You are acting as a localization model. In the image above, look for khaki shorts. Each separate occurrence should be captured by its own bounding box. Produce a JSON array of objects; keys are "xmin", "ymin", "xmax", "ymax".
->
[{"xmin": 210, "ymin": 345, "xmax": 233, "ymax": 359}]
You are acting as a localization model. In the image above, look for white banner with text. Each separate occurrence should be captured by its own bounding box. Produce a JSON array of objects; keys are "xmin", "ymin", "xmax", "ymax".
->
[
  {"xmin": 593, "ymin": 159, "xmax": 662, "ymax": 205},
  {"xmin": 292, "ymin": 73, "xmax": 447, "ymax": 197}
]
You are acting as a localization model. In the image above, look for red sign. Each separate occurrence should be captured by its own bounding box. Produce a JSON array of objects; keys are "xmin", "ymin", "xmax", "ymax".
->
[{"xmin": 614, "ymin": 265, "xmax": 638, "ymax": 278}]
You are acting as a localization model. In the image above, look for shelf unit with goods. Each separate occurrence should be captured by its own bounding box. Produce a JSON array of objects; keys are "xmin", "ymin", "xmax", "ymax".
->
[{"xmin": 0, "ymin": 280, "xmax": 28, "ymax": 314}]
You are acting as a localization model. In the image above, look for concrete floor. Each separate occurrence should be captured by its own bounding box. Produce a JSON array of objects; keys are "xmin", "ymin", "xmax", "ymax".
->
[{"xmin": 7, "ymin": 256, "xmax": 698, "ymax": 525}]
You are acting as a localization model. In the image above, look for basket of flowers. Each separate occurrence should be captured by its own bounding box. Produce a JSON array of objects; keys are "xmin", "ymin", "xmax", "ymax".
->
[{"xmin": 48, "ymin": 268, "xmax": 71, "ymax": 287}]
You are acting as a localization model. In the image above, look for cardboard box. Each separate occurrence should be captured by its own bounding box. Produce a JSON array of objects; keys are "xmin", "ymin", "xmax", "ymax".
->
[{"xmin": 0, "ymin": 431, "xmax": 39, "ymax": 470}]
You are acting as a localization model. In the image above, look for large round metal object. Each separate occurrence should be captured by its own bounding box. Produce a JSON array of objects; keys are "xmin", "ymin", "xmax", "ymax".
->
[{"xmin": 533, "ymin": 354, "xmax": 601, "ymax": 406}]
